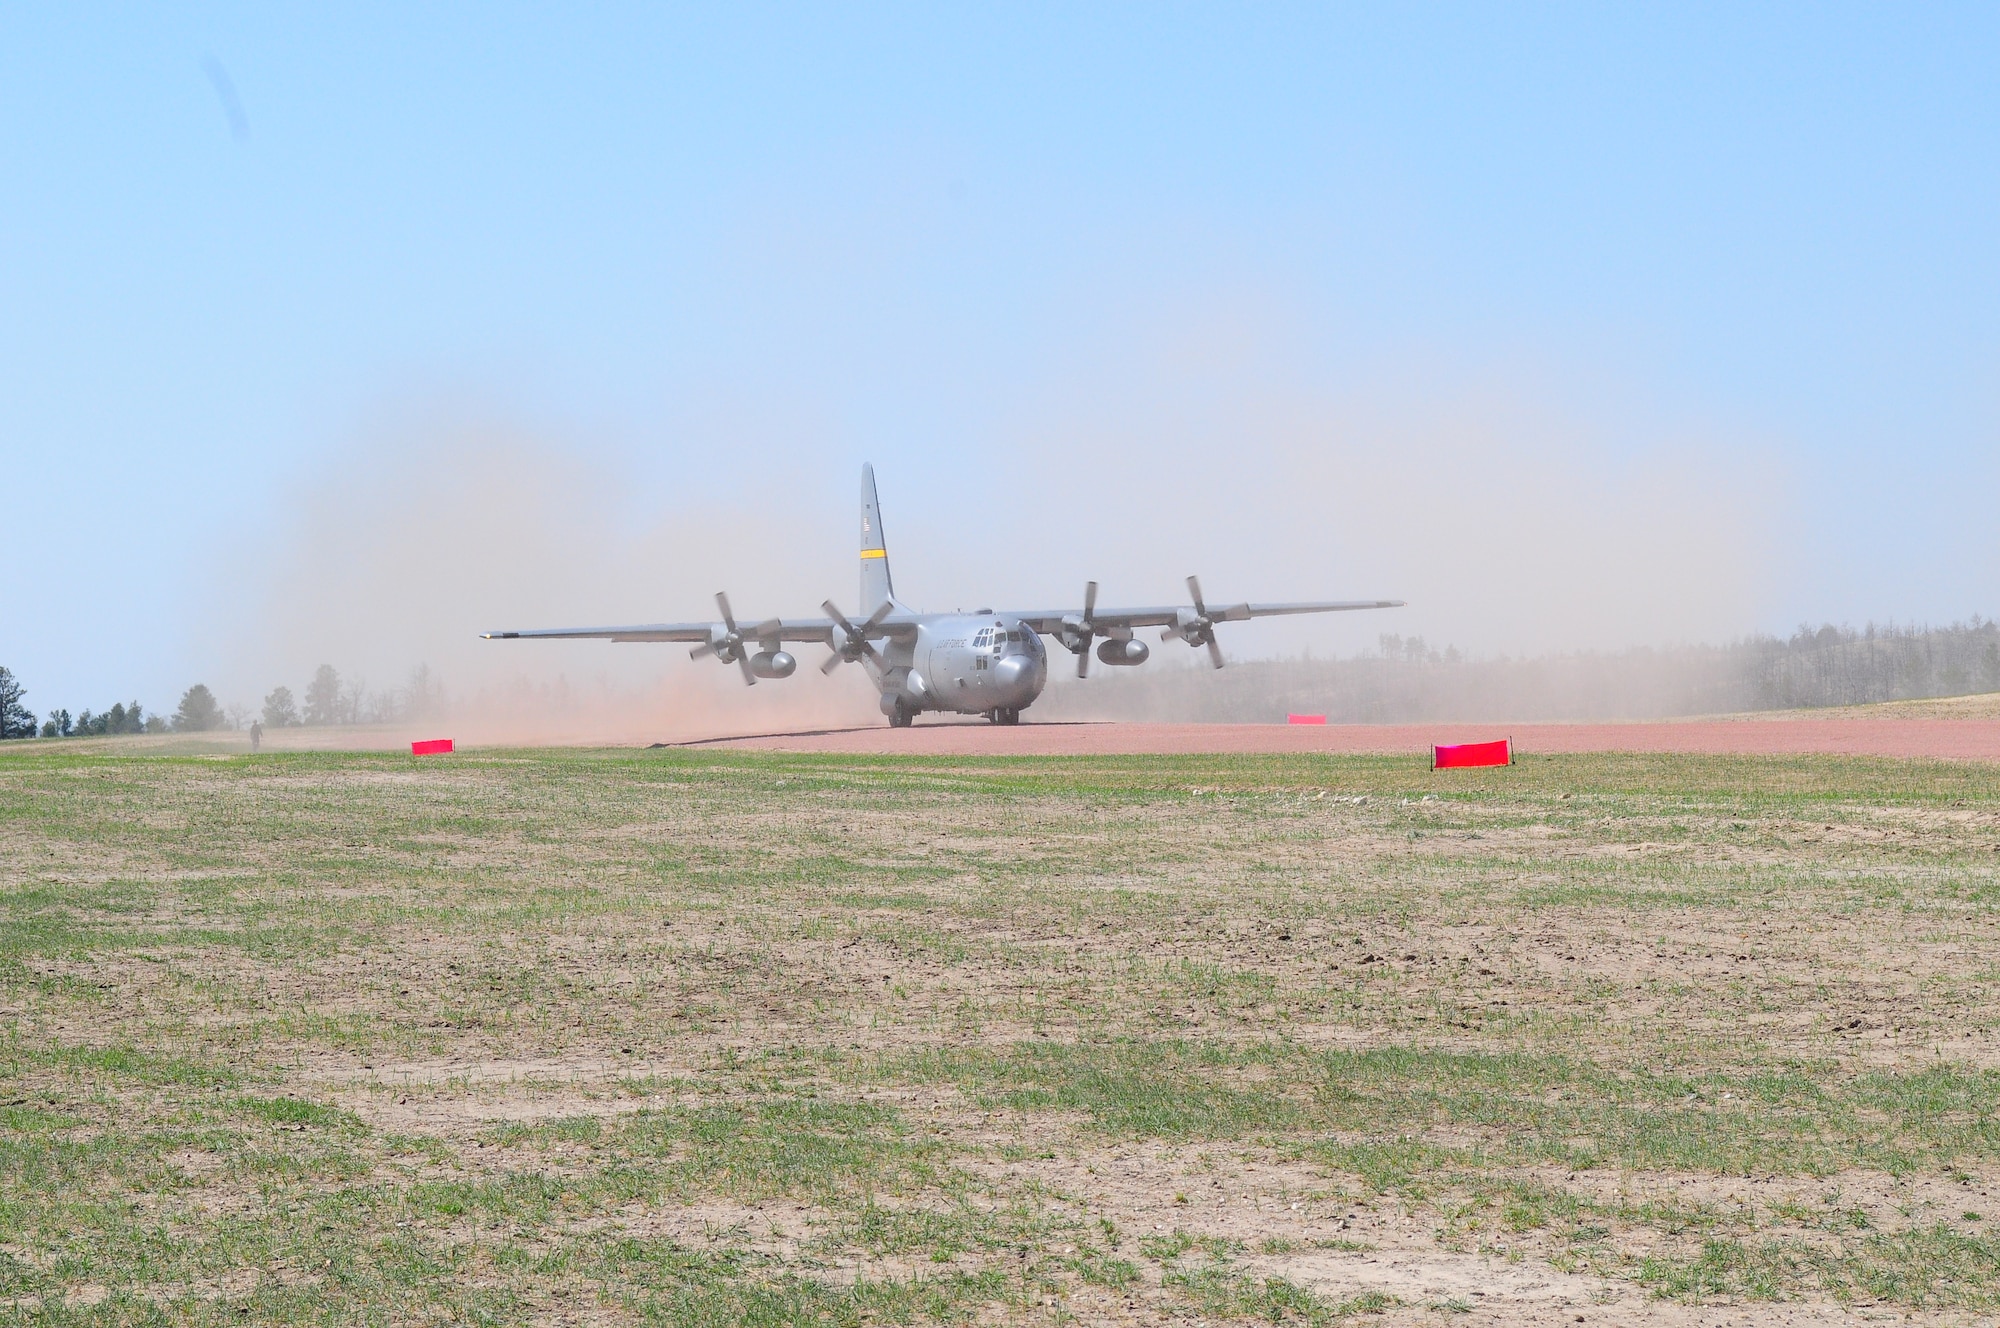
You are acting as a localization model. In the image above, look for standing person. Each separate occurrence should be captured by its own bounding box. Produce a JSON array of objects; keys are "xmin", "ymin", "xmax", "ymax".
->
[{"xmin": 249, "ymin": 720, "xmax": 262, "ymax": 753}]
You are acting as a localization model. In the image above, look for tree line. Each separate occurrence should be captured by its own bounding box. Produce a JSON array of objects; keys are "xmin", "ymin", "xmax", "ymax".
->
[
  {"xmin": 0, "ymin": 669, "xmax": 231, "ymax": 739},
  {"xmin": 1037, "ymin": 617, "xmax": 2000, "ymax": 724},
  {"xmin": 0, "ymin": 664, "xmax": 446, "ymax": 740},
  {"xmin": 11, "ymin": 618, "xmax": 1997, "ymax": 739},
  {"xmin": 257, "ymin": 664, "xmax": 444, "ymax": 728}
]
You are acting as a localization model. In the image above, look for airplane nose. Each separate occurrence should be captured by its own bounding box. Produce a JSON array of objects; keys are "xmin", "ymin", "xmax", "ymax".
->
[{"xmin": 993, "ymin": 656, "xmax": 1033, "ymax": 691}]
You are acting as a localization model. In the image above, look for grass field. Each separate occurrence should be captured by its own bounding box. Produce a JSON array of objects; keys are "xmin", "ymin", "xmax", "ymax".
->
[{"xmin": 3, "ymin": 744, "xmax": 2000, "ymax": 1324}]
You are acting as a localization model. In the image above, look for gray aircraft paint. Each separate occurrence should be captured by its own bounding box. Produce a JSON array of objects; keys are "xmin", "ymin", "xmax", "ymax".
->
[
  {"xmin": 484, "ymin": 466, "xmax": 1403, "ymax": 726},
  {"xmin": 860, "ymin": 462, "xmax": 893, "ymax": 614}
]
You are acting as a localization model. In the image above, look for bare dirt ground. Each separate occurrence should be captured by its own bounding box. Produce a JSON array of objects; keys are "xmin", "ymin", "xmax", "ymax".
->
[
  {"xmin": 66, "ymin": 691, "xmax": 2000, "ymax": 759},
  {"xmin": 693, "ymin": 714, "xmax": 2000, "ymax": 760}
]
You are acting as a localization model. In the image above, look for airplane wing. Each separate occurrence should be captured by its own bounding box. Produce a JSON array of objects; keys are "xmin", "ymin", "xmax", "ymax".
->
[
  {"xmin": 1011, "ymin": 599, "xmax": 1403, "ymax": 634},
  {"xmin": 482, "ymin": 594, "xmax": 924, "ymax": 686},
  {"xmin": 481, "ymin": 618, "xmax": 841, "ymax": 645},
  {"xmin": 481, "ymin": 609, "xmax": 927, "ymax": 646},
  {"xmin": 1007, "ymin": 577, "xmax": 1403, "ymax": 673}
]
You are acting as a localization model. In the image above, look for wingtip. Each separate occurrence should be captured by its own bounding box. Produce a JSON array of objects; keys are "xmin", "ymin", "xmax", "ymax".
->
[{"xmin": 481, "ymin": 631, "xmax": 519, "ymax": 639}]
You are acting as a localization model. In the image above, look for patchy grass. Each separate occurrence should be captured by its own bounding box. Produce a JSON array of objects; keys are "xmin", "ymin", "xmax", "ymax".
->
[{"xmin": 2, "ymin": 743, "xmax": 2000, "ymax": 1321}]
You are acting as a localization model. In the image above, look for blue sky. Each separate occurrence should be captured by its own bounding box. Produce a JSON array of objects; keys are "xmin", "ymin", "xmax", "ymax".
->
[{"xmin": 6, "ymin": 5, "xmax": 1999, "ymax": 715}]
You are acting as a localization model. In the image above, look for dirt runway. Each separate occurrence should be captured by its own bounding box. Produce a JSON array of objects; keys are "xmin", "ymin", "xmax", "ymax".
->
[{"xmin": 685, "ymin": 717, "xmax": 2000, "ymax": 760}]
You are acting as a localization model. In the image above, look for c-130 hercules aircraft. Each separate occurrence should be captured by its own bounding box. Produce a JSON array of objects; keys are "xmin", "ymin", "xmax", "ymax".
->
[{"xmin": 484, "ymin": 465, "xmax": 1403, "ymax": 727}]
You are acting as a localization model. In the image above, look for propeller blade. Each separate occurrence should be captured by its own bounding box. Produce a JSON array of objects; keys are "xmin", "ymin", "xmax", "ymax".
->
[
  {"xmin": 1060, "ymin": 581, "xmax": 1097, "ymax": 678},
  {"xmin": 821, "ymin": 600, "xmax": 858, "ymax": 636},
  {"xmin": 816, "ymin": 599, "xmax": 890, "ymax": 673},
  {"xmin": 1186, "ymin": 575, "xmax": 1207, "ymax": 618},
  {"xmin": 752, "ymin": 618, "xmax": 783, "ymax": 643},
  {"xmin": 819, "ymin": 601, "xmax": 877, "ymax": 669},
  {"xmin": 689, "ymin": 641, "xmax": 715, "ymax": 661},
  {"xmin": 1206, "ymin": 634, "xmax": 1225, "ymax": 669},
  {"xmin": 817, "ymin": 599, "xmax": 890, "ymax": 667},
  {"xmin": 737, "ymin": 650, "xmax": 757, "ymax": 686},
  {"xmin": 715, "ymin": 591, "xmax": 738, "ymax": 634}
]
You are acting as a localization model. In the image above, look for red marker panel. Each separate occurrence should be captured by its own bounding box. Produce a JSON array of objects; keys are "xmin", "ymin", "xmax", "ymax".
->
[
  {"xmin": 410, "ymin": 739, "xmax": 454, "ymax": 755},
  {"xmin": 1288, "ymin": 714, "xmax": 1327, "ymax": 725},
  {"xmin": 1431, "ymin": 738, "xmax": 1511, "ymax": 769}
]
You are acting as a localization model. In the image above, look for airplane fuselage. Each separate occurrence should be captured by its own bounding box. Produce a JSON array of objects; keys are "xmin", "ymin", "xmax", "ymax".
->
[{"xmin": 866, "ymin": 612, "xmax": 1049, "ymax": 725}]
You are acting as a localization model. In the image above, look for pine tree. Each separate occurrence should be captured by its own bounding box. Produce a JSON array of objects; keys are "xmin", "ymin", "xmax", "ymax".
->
[
  {"xmin": 0, "ymin": 667, "xmax": 35, "ymax": 740},
  {"xmin": 303, "ymin": 666, "xmax": 342, "ymax": 726},
  {"xmin": 262, "ymin": 686, "xmax": 300, "ymax": 728},
  {"xmin": 172, "ymin": 685, "xmax": 226, "ymax": 732}
]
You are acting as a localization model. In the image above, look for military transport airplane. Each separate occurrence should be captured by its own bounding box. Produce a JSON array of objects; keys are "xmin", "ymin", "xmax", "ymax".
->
[{"xmin": 483, "ymin": 465, "xmax": 1403, "ymax": 727}]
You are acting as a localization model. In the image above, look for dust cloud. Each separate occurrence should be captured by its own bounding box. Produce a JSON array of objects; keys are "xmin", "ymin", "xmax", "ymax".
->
[
  {"xmin": 212, "ymin": 417, "xmax": 882, "ymax": 745},
  {"xmin": 929, "ymin": 299, "xmax": 1790, "ymax": 662},
  {"xmin": 985, "ymin": 313, "xmax": 1795, "ymax": 721},
  {"xmin": 206, "ymin": 295, "xmax": 1794, "ymax": 739}
]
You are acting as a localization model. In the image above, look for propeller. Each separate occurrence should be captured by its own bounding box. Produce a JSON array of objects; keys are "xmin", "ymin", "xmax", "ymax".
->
[
  {"xmin": 820, "ymin": 599, "xmax": 897, "ymax": 674},
  {"xmin": 1160, "ymin": 574, "xmax": 1226, "ymax": 669},
  {"xmin": 688, "ymin": 592, "xmax": 760, "ymax": 685},
  {"xmin": 1061, "ymin": 580, "xmax": 1100, "ymax": 678}
]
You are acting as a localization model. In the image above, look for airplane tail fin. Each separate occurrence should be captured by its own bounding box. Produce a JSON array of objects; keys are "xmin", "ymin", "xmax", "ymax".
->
[{"xmin": 860, "ymin": 463, "xmax": 894, "ymax": 611}]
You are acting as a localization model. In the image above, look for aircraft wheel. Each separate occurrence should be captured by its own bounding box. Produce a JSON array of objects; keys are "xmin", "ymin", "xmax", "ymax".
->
[
  {"xmin": 996, "ymin": 707, "xmax": 1020, "ymax": 726},
  {"xmin": 889, "ymin": 703, "xmax": 914, "ymax": 729}
]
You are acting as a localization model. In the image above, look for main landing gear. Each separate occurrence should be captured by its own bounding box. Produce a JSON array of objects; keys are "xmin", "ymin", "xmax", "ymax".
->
[{"xmin": 987, "ymin": 707, "xmax": 1020, "ymax": 726}]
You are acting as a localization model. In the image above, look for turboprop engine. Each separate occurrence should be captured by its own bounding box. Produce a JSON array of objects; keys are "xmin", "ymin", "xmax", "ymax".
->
[
  {"xmin": 1095, "ymin": 638, "xmax": 1149, "ymax": 666},
  {"xmin": 749, "ymin": 651, "xmax": 796, "ymax": 679},
  {"xmin": 1159, "ymin": 575, "xmax": 1227, "ymax": 669},
  {"xmin": 689, "ymin": 591, "xmax": 780, "ymax": 685}
]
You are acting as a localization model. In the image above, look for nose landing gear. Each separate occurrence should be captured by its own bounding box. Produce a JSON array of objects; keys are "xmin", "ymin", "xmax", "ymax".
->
[{"xmin": 987, "ymin": 707, "xmax": 1020, "ymax": 726}]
